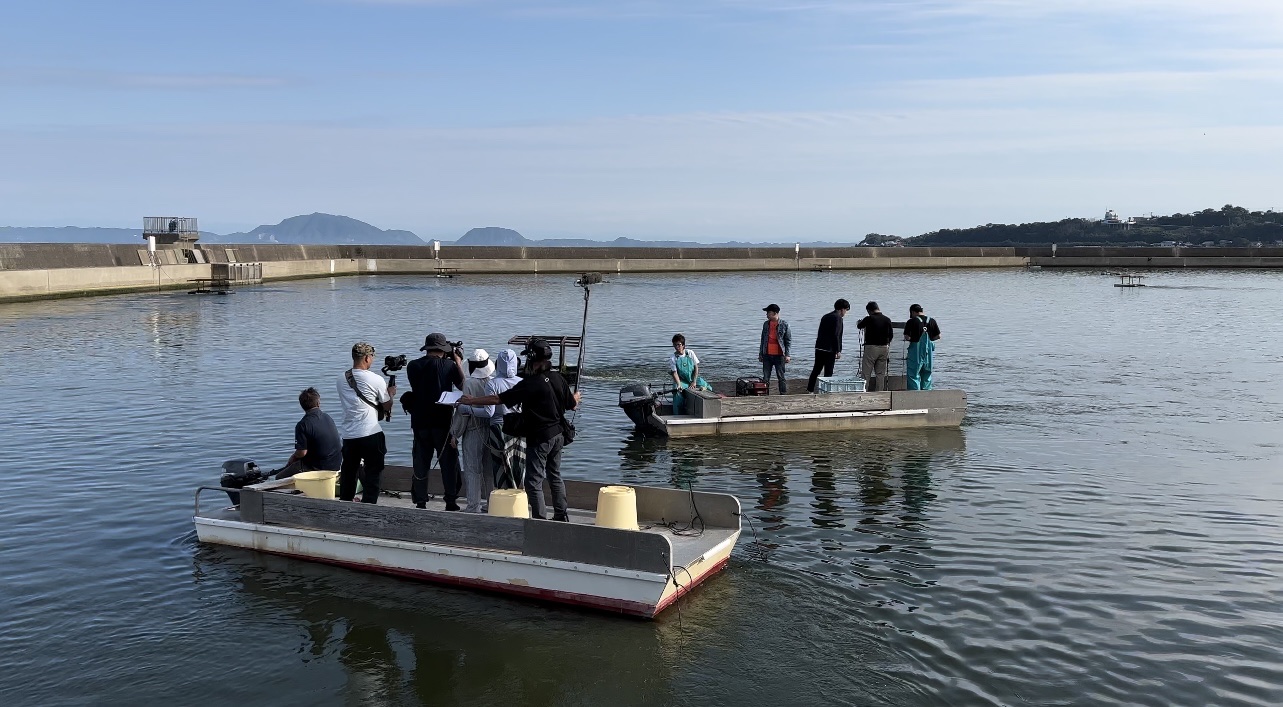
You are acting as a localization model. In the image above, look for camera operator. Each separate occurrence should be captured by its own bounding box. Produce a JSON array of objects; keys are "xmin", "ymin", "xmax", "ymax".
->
[
  {"xmin": 459, "ymin": 338, "xmax": 580, "ymax": 521},
  {"xmin": 406, "ymin": 332, "xmax": 465, "ymax": 510},
  {"xmin": 336, "ymin": 342, "xmax": 395, "ymax": 503}
]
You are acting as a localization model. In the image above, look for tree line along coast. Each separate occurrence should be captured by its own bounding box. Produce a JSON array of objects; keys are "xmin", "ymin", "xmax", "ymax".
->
[{"xmin": 863, "ymin": 205, "xmax": 1283, "ymax": 248}]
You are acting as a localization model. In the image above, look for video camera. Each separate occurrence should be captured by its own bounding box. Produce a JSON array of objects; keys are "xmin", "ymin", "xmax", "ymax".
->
[
  {"xmin": 379, "ymin": 355, "xmax": 408, "ymax": 422},
  {"xmin": 447, "ymin": 340, "xmax": 464, "ymax": 360}
]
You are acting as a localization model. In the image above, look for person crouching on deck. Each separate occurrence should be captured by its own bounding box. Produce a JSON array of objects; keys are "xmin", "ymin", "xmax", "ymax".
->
[
  {"xmin": 670, "ymin": 333, "xmax": 710, "ymax": 413},
  {"xmin": 758, "ymin": 303, "xmax": 792, "ymax": 394}
]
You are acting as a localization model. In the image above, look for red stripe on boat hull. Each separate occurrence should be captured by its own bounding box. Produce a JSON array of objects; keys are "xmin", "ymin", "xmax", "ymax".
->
[{"xmin": 252, "ymin": 549, "xmax": 729, "ymax": 618}]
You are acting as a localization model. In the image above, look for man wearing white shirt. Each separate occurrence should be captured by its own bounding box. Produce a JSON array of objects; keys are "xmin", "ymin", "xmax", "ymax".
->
[{"xmin": 336, "ymin": 341, "xmax": 395, "ymax": 503}]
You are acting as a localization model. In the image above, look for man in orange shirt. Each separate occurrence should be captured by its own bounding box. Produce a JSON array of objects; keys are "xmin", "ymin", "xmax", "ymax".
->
[{"xmin": 758, "ymin": 303, "xmax": 792, "ymax": 394}]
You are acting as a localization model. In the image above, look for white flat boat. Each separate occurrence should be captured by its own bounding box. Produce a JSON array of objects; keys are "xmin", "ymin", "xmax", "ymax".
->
[{"xmin": 193, "ymin": 465, "xmax": 740, "ymax": 618}]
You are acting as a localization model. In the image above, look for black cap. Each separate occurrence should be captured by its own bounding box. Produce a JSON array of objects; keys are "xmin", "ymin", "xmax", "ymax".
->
[
  {"xmin": 763, "ymin": 303, "xmax": 780, "ymax": 313},
  {"xmin": 520, "ymin": 337, "xmax": 553, "ymax": 361},
  {"xmin": 866, "ymin": 301, "xmax": 879, "ymax": 313},
  {"xmin": 834, "ymin": 298, "xmax": 850, "ymax": 311},
  {"xmin": 420, "ymin": 332, "xmax": 452, "ymax": 352},
  {"xmin": 909, "ymin": 303, "xmax": 924, "ymax": 314}
]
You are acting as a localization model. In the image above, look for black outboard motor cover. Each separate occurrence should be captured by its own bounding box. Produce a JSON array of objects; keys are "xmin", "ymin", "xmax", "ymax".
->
[
  {"xmin": 618, "ymin": 383, "xmax": 656, "ymax": 429},
  {"xmin": 220, "ymin": 459, "xmax": 268, "ymax": 505}
]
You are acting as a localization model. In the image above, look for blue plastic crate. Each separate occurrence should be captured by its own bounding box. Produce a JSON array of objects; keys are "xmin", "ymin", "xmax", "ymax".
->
[{"xmin": 817, "ymin": 376, "xmax": 866, "ymax": 393}]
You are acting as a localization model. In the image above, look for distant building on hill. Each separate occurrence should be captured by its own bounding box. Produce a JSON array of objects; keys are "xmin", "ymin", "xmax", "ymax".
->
[{"xmin": 1102, "ymin": 209, "xmax": 1134, "ymax": 229}]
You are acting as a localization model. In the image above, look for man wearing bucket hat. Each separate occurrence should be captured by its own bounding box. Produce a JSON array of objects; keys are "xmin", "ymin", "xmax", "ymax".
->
[
  {"xmin": 406, "ymin": 333, "xmax": 466, "ymax": 510},
  {"xmin": 458, "ymin": 337, "xmax": 580, "ymax": 521}
]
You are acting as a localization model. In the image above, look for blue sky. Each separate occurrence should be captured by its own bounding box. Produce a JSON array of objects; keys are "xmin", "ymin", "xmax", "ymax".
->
[{"xmin": 2, "ymin": 0, "xmax": 1281, "ymax": 241}]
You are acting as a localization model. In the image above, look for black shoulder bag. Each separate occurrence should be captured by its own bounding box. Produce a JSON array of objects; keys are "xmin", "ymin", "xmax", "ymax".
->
[{"xmin": 553, "ymin": 373, "xmax": 576, "ymax": 445}]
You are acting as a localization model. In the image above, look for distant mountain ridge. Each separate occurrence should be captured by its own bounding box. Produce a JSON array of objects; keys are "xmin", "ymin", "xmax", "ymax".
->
[
  {"xmin": 0, "ymin": 214, "xmax": 427, "ymax": 245},
  {"xmin": 210, "ymin": 213, "xmax": 425, "ymax": 245},
  {"xmin": 5, "ymin": 205, "xmax": 1274, "ymax": 247}
]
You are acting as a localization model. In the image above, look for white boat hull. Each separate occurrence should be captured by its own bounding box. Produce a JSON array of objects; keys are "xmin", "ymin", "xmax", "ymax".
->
[{"xmin": 195, "ymin": 514, "xmax": 736, "ymax": 617}]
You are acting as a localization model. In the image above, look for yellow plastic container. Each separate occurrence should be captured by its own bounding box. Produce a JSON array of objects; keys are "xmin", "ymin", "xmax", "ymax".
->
[
  {"xmin": 488, "ymin": 488, "xmax": 530, "ymax": 518},
  {"xmin": 595, "ymin": 486, "xmax": 639, "ymax": 531},
  {"xmin": 293, "ymin": 470, "xmax": 339, "ymax": 499}
]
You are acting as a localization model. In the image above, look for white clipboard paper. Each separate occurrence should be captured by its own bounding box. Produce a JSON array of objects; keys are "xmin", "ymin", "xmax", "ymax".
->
[{"xmin": 436, "ymin": 390, "xmax": 463, "ymax": 405}]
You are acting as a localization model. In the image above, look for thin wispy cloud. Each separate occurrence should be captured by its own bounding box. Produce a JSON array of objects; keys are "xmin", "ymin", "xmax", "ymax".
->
[{"xmin": 0, "ymin": 68, "xmax": 291, "ymax": 90}]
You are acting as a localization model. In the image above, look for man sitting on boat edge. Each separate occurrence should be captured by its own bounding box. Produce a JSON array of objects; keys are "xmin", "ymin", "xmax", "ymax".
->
[{"xmin": 276, "ymin": 387, "xmax": 343, "ymax": 479}]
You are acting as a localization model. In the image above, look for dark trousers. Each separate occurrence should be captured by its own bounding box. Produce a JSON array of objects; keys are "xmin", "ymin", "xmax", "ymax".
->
[
  {"xmin": 340, "ymin": 432, "xmax": 386, "ymax": 503},
  {"xmin": 762, "ymin": 354, "xmax": 788, "ymax": 394},
  {"xmin": 807, "ymin": 349, "xmax": 837, "ymax": 392},
  {"xmin": 525, "ymin": 434, "xmax": 567, "ymax": 521},
  {"xmin": 412, "ymin": 426, "xmax": 460, "ymax": 508}
]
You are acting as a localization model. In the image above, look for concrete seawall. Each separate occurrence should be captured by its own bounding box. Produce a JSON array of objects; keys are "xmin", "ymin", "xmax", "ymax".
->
[
  {"xmin": 0, "ymin": 243, "xmax": 1025, "ymax": 303},
  {"xmin": 5, "ymin": 242, "xmax": 1283, "ymax": 303}
]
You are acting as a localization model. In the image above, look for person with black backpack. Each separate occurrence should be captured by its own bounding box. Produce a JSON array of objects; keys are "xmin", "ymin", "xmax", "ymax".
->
[{"xmin": 458, "ymin": 338, "xmax": 581, "ymax": 521}]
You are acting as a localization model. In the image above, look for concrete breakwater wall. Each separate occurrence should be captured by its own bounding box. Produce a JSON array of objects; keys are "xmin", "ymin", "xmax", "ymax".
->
[
  {"xmin": 6, "ymin": 242, "xmax": 1283, "ymax": 303},
  {"xmin": 1027, "ymin": 245, "xmax": 1283, "ymax": 269},
  {"xmin": 0, "ymin": 243, "xmax": 1025, "ymax": 303}
]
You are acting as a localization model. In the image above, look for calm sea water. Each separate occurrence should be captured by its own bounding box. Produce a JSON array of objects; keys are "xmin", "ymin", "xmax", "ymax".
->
[{"xmin": 2, "ymin": 268, "xmax": 1281, "ymax": 706}]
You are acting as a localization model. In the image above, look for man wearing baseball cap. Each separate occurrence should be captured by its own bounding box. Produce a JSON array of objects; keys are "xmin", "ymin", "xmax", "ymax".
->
[
  {"xmin": 336, "ymin": 342, "xmax": 395, "ymax": 503},
  {"xmin": 758, "ymin": 304, "xmax": 792, "ymax": 394}
]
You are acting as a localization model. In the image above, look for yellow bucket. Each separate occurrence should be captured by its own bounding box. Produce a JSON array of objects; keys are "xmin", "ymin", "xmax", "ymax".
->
[
  {"xmin": 293, "ymin": 470, "xmax": 339, "ymax": 499},
  {"xmin": 595, "ymin": 486, "xmax": 639, "ymax": 531},
  {"xmin": 488, "ymin": 488, "xmax": 530, "ymax": 518}
]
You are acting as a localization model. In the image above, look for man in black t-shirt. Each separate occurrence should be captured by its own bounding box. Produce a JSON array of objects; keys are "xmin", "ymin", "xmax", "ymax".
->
[
  {"xmin": 278, "ymin": 387, "xmax": 343, "ymax": 478},
  {"xmin": 406, "ymin": 333, "xmax": 466, "ymax": 509},
  {"xmin": 459, "ymin": 338, "xmax": 581, "ymax": 521},
  {"xmin": 856, "ymin": 301, "xmax": 895, "ymax": 392}
]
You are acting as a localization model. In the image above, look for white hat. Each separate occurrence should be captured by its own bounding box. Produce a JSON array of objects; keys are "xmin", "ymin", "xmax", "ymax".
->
[{"xmin": 468, "ymin": 348, "xmax": 495, "ymax": 378}]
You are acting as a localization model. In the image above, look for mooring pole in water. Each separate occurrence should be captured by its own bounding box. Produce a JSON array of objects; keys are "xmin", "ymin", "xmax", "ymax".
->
[{"xmin": 573, "ymin": 272, "xmax": 603, "ymax": 393}]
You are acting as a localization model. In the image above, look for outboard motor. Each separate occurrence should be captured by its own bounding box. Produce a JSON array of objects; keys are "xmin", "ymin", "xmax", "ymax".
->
[
  {"xmin": 618, "ymin": 383, "xmax": 656, "ymax": 429},
  {"xmin": 220, "ymin": 459, "xmax": 269, "ymax": 505}
]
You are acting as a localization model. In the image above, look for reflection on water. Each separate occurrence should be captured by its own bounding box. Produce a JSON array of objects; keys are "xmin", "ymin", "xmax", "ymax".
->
[{"xmin": 3, "ymin": 269, "xmax": 1283, "ymax": 706}]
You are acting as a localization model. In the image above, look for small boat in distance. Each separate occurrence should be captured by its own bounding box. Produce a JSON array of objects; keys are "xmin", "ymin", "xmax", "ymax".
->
[{"xmin": 193, "ymin": 465, "xmax": 740, "ymax": 618}]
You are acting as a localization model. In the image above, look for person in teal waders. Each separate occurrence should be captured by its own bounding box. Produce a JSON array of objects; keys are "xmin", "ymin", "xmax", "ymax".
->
[
  {"xmin": 669, "ymin": 333, "xmax": 710, "ymax": 413},
  {"xmin": 903, "ymin": 304, "xmax": 941, "ymax": 390}
]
